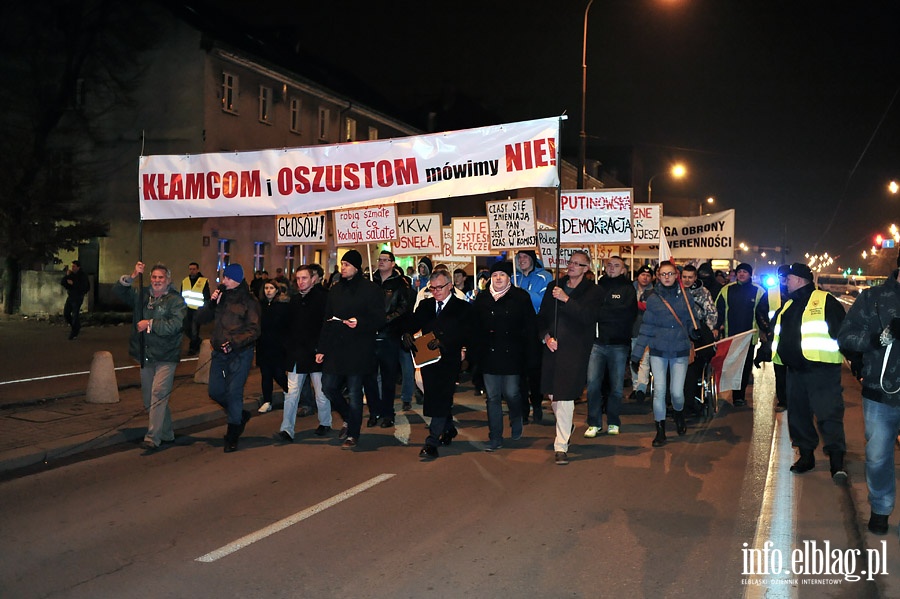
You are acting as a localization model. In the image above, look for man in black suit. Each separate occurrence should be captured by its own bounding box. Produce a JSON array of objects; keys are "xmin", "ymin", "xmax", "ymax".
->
[{"xmin": 406, "ymin": 270, "xmax": 472, "ymax": 459}]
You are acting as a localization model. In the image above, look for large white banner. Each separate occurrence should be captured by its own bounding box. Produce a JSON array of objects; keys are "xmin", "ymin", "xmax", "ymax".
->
[
  {"xmin": 138, "ymin": 117, "xmax": 561, "ymax": 220},
  {"xmin": 662, "ymin": 209, "xmax": 735, "ymax": 259},
  {"xmin": 559, "ymin": 188, "xmax": 633, "ymax": 244}
]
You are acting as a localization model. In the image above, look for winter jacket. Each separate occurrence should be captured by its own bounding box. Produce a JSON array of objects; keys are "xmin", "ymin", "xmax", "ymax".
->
[
  {"xmin": 61, "ymin": 269, "xmax": 90, "ymax": 299},
  {"xmin": 373, "ymin": 269, "xmax": 414, "ymax": 339},
  {"xmin": 256, "ymin": 292, "xmax": 290, "ymax": 367},
  {"xmin": 284, "ymin": 284, "xmax": 327, "ymax": 373},
  {"xmin": 633, "ymin": 282, "xmax": 699, "ymax": 360},
  {"xmin": 318, "ymin": 274, "xmax": 385, "ymax": 375},
  {"xmin": 538, "ymin": 276, "xmax": 598, "ymax": 400},
  {"xmin": 716, "ymin": 280, "xmax": 770, "ymax": 344},
  {"xmin": 516, "ymin": 260, "xmax": 553, "ymax": 313},
  {"xmin": 773, "ymin": 283, "xmax": 845, "ymax": 369},
  {"xmin": 472, "ymin": 286, "xmax": 539, "ymax": 375},
  {"xmin": 115, "ymin": 277, "xmax": 186, "ymax": 365},
  {"xmin": 595, "ymin": 273, "xmax": 638, "ymax": 346},
  {"xmin": 686, "ymin": 280, "xmax": 718, "ymax": 332},
  {"xmin": 195, "ymin": 281, "xmax": 261, "ymax": 352},
  {"xmin": 838, "ymin": 270, "xmax": 900, "ymax": 406},
  {"xmin": 632, "ymin": 282, "xmax": 653, "ymax": 338}
]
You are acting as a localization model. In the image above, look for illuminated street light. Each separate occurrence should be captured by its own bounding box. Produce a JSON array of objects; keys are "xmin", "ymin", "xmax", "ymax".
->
[
  {"xmin": 647, "ymin": 163, "xmax": 687, "ymax": 203},
  {"xmin": 699, "ymin": 196, "xmax": 715, "ymax": 215},
  {"xmin": 889, "ymin": 180, "xmax": 898, "ymax": 194}
]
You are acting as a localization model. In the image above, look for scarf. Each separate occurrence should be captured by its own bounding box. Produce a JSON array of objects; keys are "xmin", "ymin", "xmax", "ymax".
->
[{"xmin": 490, "ymin": 278, "xmax": 512, "ymax": 301}]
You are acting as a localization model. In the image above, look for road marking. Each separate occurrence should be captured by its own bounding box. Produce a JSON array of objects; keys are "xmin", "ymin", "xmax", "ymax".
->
[
  {"xmin": 0, "ymin": 357, "xmax": 199, "ymax": 386},
  {"xmin": 195, "ymin": 473, "xmax": 396, "ymax": 563}
]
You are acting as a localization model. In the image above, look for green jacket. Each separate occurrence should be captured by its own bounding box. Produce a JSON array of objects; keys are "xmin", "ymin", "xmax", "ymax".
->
[{"xmin": 115, "ymin": 276, "xmax": 187, "ymax": 364}]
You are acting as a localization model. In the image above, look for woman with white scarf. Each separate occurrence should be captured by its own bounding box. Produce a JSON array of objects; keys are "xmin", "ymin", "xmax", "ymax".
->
[{"xmin": 471, "ymin": 261, "xmax": 539, "ymax": 452}]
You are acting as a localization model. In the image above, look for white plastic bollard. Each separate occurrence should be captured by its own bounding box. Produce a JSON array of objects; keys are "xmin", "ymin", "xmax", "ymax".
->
[
  {"xmin": 85, "ymin": 351, "xmax": 120, "ymax": 404},
  {"xmin": 194, "ymin": 339, "xmax": 212, "ymax": 384}
]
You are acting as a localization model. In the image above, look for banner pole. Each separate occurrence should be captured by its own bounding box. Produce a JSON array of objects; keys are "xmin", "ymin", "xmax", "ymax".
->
[
  {"xmin": 138, "ymin": 219, "xmax": 145, "ymax": 367},
  {"xmin": 553, "ymin": 117, "xmax": 564, "ymax": 337}
]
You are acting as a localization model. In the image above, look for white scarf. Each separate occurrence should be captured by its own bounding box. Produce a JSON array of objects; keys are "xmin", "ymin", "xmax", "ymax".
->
[{"xmin": 490, "ymin": 278, "xmax": 512, "ymax": 301}]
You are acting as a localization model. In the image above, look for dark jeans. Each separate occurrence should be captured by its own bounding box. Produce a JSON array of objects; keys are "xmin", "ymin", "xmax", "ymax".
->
[
  {"xmin": 64, "ymin": 295, "xmax": 85, "ymax": 337},
  {"xmin": 425, "ymin": 415, "xmax": 454, "ymax": 448},
  {"xmin": 733, "ymin": 339, "xmax": 755, "ymax": 400},
  {"xmin": 786, "ymin": 364, "xmax": 846, "ymax": 455},
  {"xmin": 774, "ymin": 363, "xmax": 787, "ymax": 407},
  {"xmin": 586, "ymin": 344, "xmax": 628, "ymax": 427},
  {"xmin": 259, "ymin": 359, "xmax": 288, "ymax": 404},
  {"xmin": 483, "ymin": 373, "xmax": 523, "ymax": 444},
  {"xmin": 323, "ymin": 373, "xmax": 364, "ymax": 439},
  {"xmin": 374, "ymin": 337, "xmax": 401, "ymax": 419},
  {"xmin": 208, "ymin": 347, "xmax": 254, "ymax": 425}
]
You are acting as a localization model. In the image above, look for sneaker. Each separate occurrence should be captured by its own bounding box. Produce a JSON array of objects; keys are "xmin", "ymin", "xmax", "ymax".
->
[
  {"xmin": 341, "ymin": 437, "xmax": 357, "ymax": 450},
  {"xmin": 868, "ymin": 513, "xmax": 889, "ymax": 535},
  {"xmin": 258, "ymin": 402, "xmax": 273, "ymax": 414},
  {"xmin": 314, "ymin": 425, "xmax": 331, "ymax": 436},
  {"xmin": 485, "ymin": 442, "xmax": 502, "ymax": 453},
  {"xmin": 555, "ymin": 451, "xmax": 569, "ymax": 465},
  {"xmin": 338, "ymin": 423, "xmax": 349, "ymax": 440},
  {"xmin": 607, "ymin": 424, "xmax": 620, "ymax": 435},
  {"xmin": 140, "ymin": 440, "xmax": 159, "ymax": 452},
  {"xmin": 584, "ymin": 426, "xmax": 601, "ymax": 438}
]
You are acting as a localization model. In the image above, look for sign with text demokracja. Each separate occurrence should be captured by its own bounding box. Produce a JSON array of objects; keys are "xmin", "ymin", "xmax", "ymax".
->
[
  {"xmin": 138, "ymin": 117, "xmax": 561, "ymax": 220},
  {"xmin": 559, "ymin": 188, "xmax": 633, "ymax": 245}
]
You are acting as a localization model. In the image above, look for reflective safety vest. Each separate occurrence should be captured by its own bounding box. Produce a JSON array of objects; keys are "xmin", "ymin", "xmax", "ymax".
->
[
  {"xmin": 767, "ymin": 285, "xmax": 782, "ymax": 320},
  {"xmin": 772, "ymin": 290, "xmax": 842, "ymax": 365},
  {"xmin": 181, "ymin": 276, "xmax": 208, "ymax": 310},
  {"xmin": 719, "ymin": 283, "xmax": 765, "ymax": 344}
]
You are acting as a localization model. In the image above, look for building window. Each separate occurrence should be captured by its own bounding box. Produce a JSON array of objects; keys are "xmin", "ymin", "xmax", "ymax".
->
[
  {"xmin": 318, "ymin": 106, "xmax": 330, "ymax": 141},
  {"xmin": 284, "ymin": 245, "xmax": 296, "ymax": 275},
  {"xmin": 345, "ymin": 117, "xmax": 357, "ymax": 142},
  {"xmin": 368, "ymin": 126, "xmax": 378, "ymax": 141},
  {"xmin": 258, "ymin": 85, "xmax": 272, "ymax": 123},
  {"xmin": 254, "ymin": 241, "xmax": 266, "ymax": 272},
  {"xmin": 289, "ymin": 97, "xmax": 302, "ymax": 133},
  {"xmin": 222, "ymin": 72, "xmax": 238, "ymax": 114},
  {"xmin": 216, "ymin": 239, "xmax": 232, "ymax": 281}
]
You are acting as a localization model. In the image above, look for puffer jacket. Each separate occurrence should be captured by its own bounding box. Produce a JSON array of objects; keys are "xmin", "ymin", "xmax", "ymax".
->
[
  {"xmin": 115, "ymin": 277, "xmax": 186, "ymax": 364},
  {"xmin": 838, "ymin": 270, "xmax": 900, "ymax": 406},
  {"xmin": 632, "ymin": 282, "xmax": 699, "ymax": 360},
  {"xmin": 196, "ymin": 281, "xmax": 261, "ymax": 352}
]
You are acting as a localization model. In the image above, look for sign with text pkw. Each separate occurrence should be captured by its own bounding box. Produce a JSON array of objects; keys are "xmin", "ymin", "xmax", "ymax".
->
[
  {"xmin": 275, "ymin": 212, "xmax": 327, "ymax": 245},
  {"xmin": 332, "ymin": 204, "xmax": 398, "ymax": 246},
  {"xmin": 632, "ymin": 203, "xmax": 662, "ymax": 246},
  {"xmin": 486, "ymin": 198, "xmax": 537, "ymax": 251},
  {"xmin": 395, "ymin": 213, "xmax": 442, "ymax": 255},
  {"xmin": 559, "ymin": 188, "xmax": 633, "ymax": 244},
  {"xmin": 451, "ymin": 217, "xmax": 491, "ymax": 256},
  {"xmin": 662, "ymin": 209, "xmax": 735, "ymax": 259}
]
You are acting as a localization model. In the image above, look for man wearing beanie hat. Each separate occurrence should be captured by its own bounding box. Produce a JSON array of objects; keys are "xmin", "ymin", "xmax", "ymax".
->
[
  {"xmin": 414, "ymin": 256, "xmax": 433, "ymax": 292},
  {"xmin": 316, "ymin": 250, "xmax": 385, "ymax": 449},
  {"xmin": 515, "ymin": 249, "xmax": 552, "ymax": 423},
  {"xmin": 773, "ymin": 262, "xmax": 848, "ymax": 481},
  {"xmin": 196, "ymin": 263, "xmax": 261, "ymax": 452},
  {"xmin": 715, "ymin": 262, "xmax": 771, "ymax": 406},
  {"xmin": 839, "ymin": 249, "xmax": 900, "ymax": 532}
]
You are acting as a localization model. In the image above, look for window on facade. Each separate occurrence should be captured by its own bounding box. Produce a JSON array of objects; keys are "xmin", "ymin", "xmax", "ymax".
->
[
  {"xmin": 345, "ymin": 117, "xmax": 357, "ymax": 142},
  {"xmin": 368, "ymin": 126, "xmax": 378, "ymax": 141},
  {"xmin": 254, "ymin": 241, "xmax": 266, "ymax": 272},
  {"xmin": 222, "ymin": 72, "xmax": 238, "ymax": 113},
  {"xmin": 216, "ymin": 239, "xmax": 232, "ymax": 281},
  {"xmin": 259, "ymin": 86, "xmax": 272, "ymax": 123},
  {"xmin": 289, "ymin": 98, "xmax": 302, "ymax": 133},
  {"xmin": 284, "ymin": 245, "xmax": 296, "ymax": 275},
  {"xmin": 318, "ymin": 106, "xmax": 330, "ymax": 140}
]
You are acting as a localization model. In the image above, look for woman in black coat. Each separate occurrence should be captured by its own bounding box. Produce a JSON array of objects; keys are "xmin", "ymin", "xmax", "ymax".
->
[
  {"xmin": 538, "ymin": 251, "xmax": 599, "ymax": 465},
  {"xmin": 256, "ymin": 281, "xmax": 290, "ymax": 413}
]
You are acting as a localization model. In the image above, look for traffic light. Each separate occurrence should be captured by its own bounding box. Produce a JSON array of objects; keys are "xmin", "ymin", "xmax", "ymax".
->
[{"xmin": 876, "ymin": 234, "xmax": 884, "ymax": 246}]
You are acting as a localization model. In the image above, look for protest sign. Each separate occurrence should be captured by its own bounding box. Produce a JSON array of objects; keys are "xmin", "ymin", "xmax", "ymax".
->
[
  {"xmin": 632, "ymin": 203, "xmax": 662, "ymax": 246},
  {"xmin": 435, "ymin": 227, "xmax": 471, "ymax": 263},
  {"xmin": 662, "ymin": 209, "xmax": 735, "ymax": 260},
  {"xmin": 559, "ymin": 188, "xmax": 633, "ymax": 244},
  {"xmin": 333, "ymin": 204, "xmax": 398, "ymax": 246},
  {"xmin": 538, "ymin": 229, "xmax": 590, "ymax": 270},
  {"xmin": 451, "ymin": 217, "xmax": 491, "ymax": 256},
  {"xmin": 275, "ymin": 212, "xmax": 327, "ymax": 245},
  {"xmin": 395, "ymin": 213, "xmax": 442, "ymax": 255},
  {"xmin": 486, "ymin": 198, "xmax": 537, "ymax": 251}
]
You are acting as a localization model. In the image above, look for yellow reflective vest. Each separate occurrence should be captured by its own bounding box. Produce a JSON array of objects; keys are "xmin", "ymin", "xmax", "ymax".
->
[
  {"xmin": 767, "ymin": 285, "xmax": 782, "ymax": 320},
  {"xmin": 181, "ymin": 276, "xmax": 208, "ymax": 310},
  {"xmin": 772, "ymin": 290, "xmax": 842, "ymax": 365},
  {"xmin": 719, "ymin": 283, "xmax": 765, "ymax": 344}
]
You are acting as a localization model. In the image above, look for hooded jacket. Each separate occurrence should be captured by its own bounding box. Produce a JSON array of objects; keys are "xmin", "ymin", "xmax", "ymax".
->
[{"xmin": 515, "ymin": 251, "xmax": 552, "ymax": 313}]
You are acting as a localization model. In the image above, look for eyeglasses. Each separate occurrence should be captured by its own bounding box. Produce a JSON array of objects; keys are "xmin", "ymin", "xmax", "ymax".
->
[
  {"xmin": 658, "ymin": 271, "xmax": 678, "ymax": 278},
  {"xmin": 427, "ymin": 282, "xmax": 451, "ymax": 293},
  {"xmin": 568, "ymin": 261, "xmax": 590, "ymax": 268}
]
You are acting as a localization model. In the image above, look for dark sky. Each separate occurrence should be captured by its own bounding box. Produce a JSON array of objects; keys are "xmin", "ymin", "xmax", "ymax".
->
[{"xmin": 216, "ymin": 0, "xmax": 899, "ymax": 268}]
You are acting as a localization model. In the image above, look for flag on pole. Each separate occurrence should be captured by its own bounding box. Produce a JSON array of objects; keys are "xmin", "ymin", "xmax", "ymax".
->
[
  {"xmin": 709, "ymin": 331, "xmax": 754, "ymax": 391},
  {"xmin": 658, "ymin": 227, "xmax": 673, "ymax": 264}
]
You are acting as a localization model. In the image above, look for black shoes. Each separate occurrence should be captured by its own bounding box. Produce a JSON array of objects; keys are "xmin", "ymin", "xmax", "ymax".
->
[
  {"xmin": 790, "ymin": 452, "xmax": 815, "ymax": 473},
  {"xmin": 366, "ymin": 415, "xmax": 380, "ymax": 428},
  {"xmin": 402, "ymin": 402, "xmax": 412, "ymax": 411},
  {"xmin": 554, "ymin": 451, "xmax": 569, "ymax": 465},
  {"xmin": 439, "ymin": 428, "xmax": 458, "ymax": 446},
  {"xmin": 634, "ymin": 390, "xmax": 646, "ymax": 403},
  {"xmin": 380, "ymin": 418, "xmax": 395, "ymax": 428},
  {"xmin": 341, "ymin": 437, "xmax": 357, "ymax": 449},
  {"xmin": 674, "ymin": 411, "xmax": 687, "ymax": 436},
  {"xmin": 273, "ymin": 431, "xmax": 292, "ymax": 444},
  {"xmin": 652, "ymin": 421, "xmax": 667, "ymax": 447},
  {"xmin": 338, "ymin": 423, "xmax": 349, "ymax": 440},
  {"xmin": 734, "ymin": 398, "xmax": 747, "ymax": 407},
  {"xmin": 830, "ymin": 452, "xmax": 848, "ymax": 484},
  {"xmin": 314, "ymin": 425, "xmax": 331, "ymax": 436},
  {"xmin": 868, "ymin": 513, "xmax": 889, "ymax": 535},
  {"xmin": 419, "ymin": 444, "xmax": 438, "ymax": 459}
]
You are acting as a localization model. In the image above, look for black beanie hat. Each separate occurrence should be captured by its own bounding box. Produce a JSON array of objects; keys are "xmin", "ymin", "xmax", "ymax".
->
[
  {"xmin": 418, "ymin": 256, "xmax": 433, "ymax": 273},
  {"xmin": 736, "ymin": 262, "xmax": 753, "ymax": 276},
  {"xmin": 490, "ymin": 261, "xmax": 514, "ymax": 276},
  {"xmin": 342, "ymin": 249, "xmax": 363, "ymax": 271}
]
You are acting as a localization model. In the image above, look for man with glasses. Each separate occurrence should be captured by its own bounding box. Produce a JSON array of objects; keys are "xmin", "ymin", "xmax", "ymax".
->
[
  {"xmin": 585, "ymin": 256, "xmax": 637, "ymax": 438},
  {"xmin": 538, "ymin": 251, "xmax": 599, "ymax": 465}
]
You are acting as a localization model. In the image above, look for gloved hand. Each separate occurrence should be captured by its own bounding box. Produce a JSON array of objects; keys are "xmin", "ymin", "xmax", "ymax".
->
[
  {"xmin": 631, "ymin": 360, "xmax": 642, "ymax": 373},
  {"xmin": 753, "ymin": 342, "xmax": 772, "ymax": 368},
  {"xmin": 427, "ymin": 337, "xmax": 441, "ymax": 351},
  {"xmin": 401, "ymin": 333, "xmax": 416, "ymax": 352},
  {"xmin": 690, "ymin": 328, "xmax": 701, "ymax": 341},
  {"xmin": 849, "ymin": 355, "xmax": 863, "ymax": 380}
]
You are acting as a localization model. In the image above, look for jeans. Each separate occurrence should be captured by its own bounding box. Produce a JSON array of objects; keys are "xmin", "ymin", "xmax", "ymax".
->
[
  {"xmin": 863, "ymin": 398, "xmax": 900, "ymax": 515},
  {"xmin": 374, "ymin": 337, "xmax": 401, "ymax": 419},
  {"xmin": 425, "ymin": 415, "xmax": 454, "ymax": 448},
  {"xmin": 64, "ymin": 295, "xmax": 85, "ymax": 337},
  {"xmin": 483, "ymin": 373, "xmax": 523, "ymax": 445},
  {"xmin": 630, "ymin": 338, "xmax": 650, "ymax": 392},
  {"xmin": 209, "ymin": 347, "xmax": 254, "ymax": 425},
  {"xmin": 282, "ymin": 370, "xmax": 330, "ymax": 437},
  {"xmin": 323, "ymin": 373, "xmax": 364, "ymax": 439},
  {"xmin": 140, "ymin": 361, "xmax": 177, "ymax": 445},
  {"xmin": 587, "ymin": 344, "xmax": 629, "ymax": 427},
  {"xmin": 399, "ymin": 348, "xmax": 414, "ymax": 403},
  {"xmin": 649, "ymin": 355, "xmax": 689, "ymax": 421}
]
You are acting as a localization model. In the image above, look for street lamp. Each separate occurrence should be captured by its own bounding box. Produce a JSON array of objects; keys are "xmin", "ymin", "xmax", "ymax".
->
[
  {"xmin": 647, "ymin": 163, "xmax": 687, "ymax": 203},
  {"xmin": 889, "ymin": 180, "xmax": 899, "ymax": 194},
  {"xmin": 699, "ymin": 196, "xmax": 714, "ymax": 215},
  {"xmin": 577, "ymin": 0, "xmax": 595, "ymax": 190}
]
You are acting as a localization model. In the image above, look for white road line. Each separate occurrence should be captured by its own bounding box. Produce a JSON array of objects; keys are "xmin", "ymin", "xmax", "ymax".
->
[
  {"xmin": 195, "ymin": 473, "xmax": 396, "ymax": 563},
  {"xmin": 0, "ymin": 357, "xmax": 199, "ymax": 386}
]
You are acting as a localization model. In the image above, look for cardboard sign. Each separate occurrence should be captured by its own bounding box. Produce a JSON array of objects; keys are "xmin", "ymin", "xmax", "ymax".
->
[
  {"xmin": 434, "ymin": 227, "xmax": 472, "ymax": 263},
  {"xmin": 538, "ymin": 230, "xmax": 590, "ymax": 270},
  {"xmin": 395, "ymin": 213, "xmax": 442, "ymax": 255},
  {"xmin": 333, "ymin": 204, "xmax": 398, "ymax": 246},
  {"xmin": 486, "ymin": 198, "xmax": 537, "ymax": 251},
  {"xmin": 559, "ymin": 188, "xmax": 633, "ymax": 244},
  {"xmin": 662, "ymin": 209, "xmax": 735, "ymax": 260},
  {"xmin": 275, "ymin": 212, "xmax": 328, "ymax": 245},
  {"xmin": 451, "ymin": 217, "xmax": 491, "ymax": 256},
  {"xmin": 632, "ymin": 203, "xmax": 662, "ymax": 246}
]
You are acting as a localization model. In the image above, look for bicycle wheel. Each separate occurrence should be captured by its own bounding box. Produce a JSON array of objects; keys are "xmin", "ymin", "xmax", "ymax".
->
[{"xmin": 702, "ymin": 362, "xmax": 717, "ymax": 419}]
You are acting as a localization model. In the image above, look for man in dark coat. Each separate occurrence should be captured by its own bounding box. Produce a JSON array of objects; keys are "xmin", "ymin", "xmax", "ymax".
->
[
  {"xmin": 538, "ymin": 250, "xmax": 599, "ymax": 465},
  {"xmin": 472, "ymin": 261, "xmax": 538, "ymax": 451},
  {"xmin": 407, "ymin": 269, "xmax": 472, "ymax": 459},
  {"xmin": 277, "ymin": 264, "xmax": 330, "ymax": 441},
  {"xmin": 61, "ymin": 260, "xmax": 90, "ymax": 340},
  {"xmin": 316, "ymin": 250, "xmax": 385, "ymax": 450}
]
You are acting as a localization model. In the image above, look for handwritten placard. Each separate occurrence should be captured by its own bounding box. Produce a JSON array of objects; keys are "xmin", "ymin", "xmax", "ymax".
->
[
  {"xmin": 486, "ymin": 198, "xmax": 537, "ymax": 251},
  {"xmin": 275, "ymin": 212, "xmax": 327, "ymax": 245},
  {"xmin": 435, "ymin": 227, "xmax": 471, "ymax": 263},
  {"xmin": 395, "ymin": 213, "xmax": 442, "ymax": 255},
  {"xmin": 559, "ymin": 188, "xmax": 633, "ymax": 244},
  {"xmin": 538, "ymin": 230, "xmax": 590, "ymax": 270},
  {"xmin": 332, "ymin": 204, "xmax": 398, "ymax": 246},
  {"xmin": 451, "ymin": 217, "xmax": 491, "ymax": 256},
  {"xmin": 632, "ymin": 203, "xmax": 662, "ymax": 246}
]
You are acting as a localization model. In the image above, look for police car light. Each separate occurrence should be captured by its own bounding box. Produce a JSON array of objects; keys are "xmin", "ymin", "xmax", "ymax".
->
[{"xmin": 764, "ymin": 275, "xmax": 778, "ymax": 288}]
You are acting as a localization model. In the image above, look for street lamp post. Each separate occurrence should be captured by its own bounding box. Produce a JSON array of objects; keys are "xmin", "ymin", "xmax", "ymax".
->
[
  {"xmin": 647, "ymin": 163, "xmax": 686, "ymax": 203},
  {"xmin": 578, "ymin": 0, "xmax": 595, "ymax": 190},
  {"xmin": 700, "ymin": 196, "xmax": 715, "ymax": 215}
]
